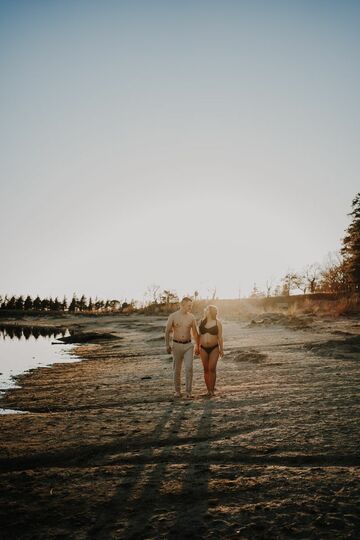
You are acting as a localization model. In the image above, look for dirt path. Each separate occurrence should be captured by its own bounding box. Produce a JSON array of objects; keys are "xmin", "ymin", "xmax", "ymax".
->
[{"xmin": 1, "ymin": 314, "xmax": 360, "ymax": 539}]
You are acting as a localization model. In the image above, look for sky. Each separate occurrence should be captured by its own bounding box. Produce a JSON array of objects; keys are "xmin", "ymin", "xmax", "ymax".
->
[{"xmin": 1, "ymin": 0, "xmax": 359, "ymax": 302}]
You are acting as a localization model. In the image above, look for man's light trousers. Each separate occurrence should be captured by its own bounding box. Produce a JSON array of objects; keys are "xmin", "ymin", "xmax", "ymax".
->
[{"xmin": 172, "ymin": 342, "xmax": 194, "ymax": 395}]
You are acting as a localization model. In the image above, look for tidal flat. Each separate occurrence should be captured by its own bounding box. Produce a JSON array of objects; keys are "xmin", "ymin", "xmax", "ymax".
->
[{"xmin": 1, "ymin": 312, "xmax": 360, "ymax": 539}]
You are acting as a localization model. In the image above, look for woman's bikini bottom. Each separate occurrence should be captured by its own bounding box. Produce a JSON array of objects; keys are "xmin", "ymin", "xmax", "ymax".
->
[{"xmin": 201, "ymin": 344, "xmax": 219, "ymax": 355}]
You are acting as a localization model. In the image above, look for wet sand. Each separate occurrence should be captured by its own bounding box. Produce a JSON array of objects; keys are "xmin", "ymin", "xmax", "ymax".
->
[{"xmin": 1, "ymin": 313, "xmax": 360, "ymax": 539}]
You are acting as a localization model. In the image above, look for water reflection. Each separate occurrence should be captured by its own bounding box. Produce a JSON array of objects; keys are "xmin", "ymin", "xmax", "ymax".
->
[
  {"xmin": 0, "ymin": 325, "xmax": 72, "ymax": 340},
  {"xmin": 0, "ymin": 325, "xmax": 78, "ymax": 410}
]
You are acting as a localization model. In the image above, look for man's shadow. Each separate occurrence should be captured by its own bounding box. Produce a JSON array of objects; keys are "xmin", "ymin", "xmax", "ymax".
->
[
  {"xmin": 167, "ymin": 399, "xmax": 214, "ymax": 539},
  {"xmin": 89, "ymin": 398, "xmax": 214, "ymax": 539}
]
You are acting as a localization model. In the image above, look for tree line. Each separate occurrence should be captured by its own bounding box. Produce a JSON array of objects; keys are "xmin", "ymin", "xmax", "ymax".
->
[
  {"xmin": 249, "ymin": 254, "xmax": 349, "ymax": 298},
  {"xmin": 2, "ymin": 193, "xmax": 359, "ymax": 310},
  {"xmin": 149, "ymin": 193, "xmax": 360, "ymax": 302},
  {"xmin": 250, "ymin": 192, "xmax": 360, "ymax": 298},
  {"xmin": 0, "ymin": 294, "xmax": 134, "ymax": 313}
]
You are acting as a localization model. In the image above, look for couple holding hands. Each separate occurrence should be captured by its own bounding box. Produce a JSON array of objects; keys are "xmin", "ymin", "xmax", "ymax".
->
[{"xmin": 165, "ymin": 297, "xmax": 224, "ymax": 398}]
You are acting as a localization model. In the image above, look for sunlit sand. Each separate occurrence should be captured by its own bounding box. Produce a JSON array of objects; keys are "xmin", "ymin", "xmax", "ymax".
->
[{"xmin": 1, "ymin": 309, "xmax": 359, "ymax": 538}]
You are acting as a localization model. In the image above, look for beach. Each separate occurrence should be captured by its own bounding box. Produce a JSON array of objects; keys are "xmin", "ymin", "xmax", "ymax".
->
[{"xmin": 1, "ymin": 312, "xmax": 360, "ymax": 539}]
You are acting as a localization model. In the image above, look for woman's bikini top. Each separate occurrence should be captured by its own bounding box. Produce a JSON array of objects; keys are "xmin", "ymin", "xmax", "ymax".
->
[{"xmin": 199, "ymin": 319, "xmax": 219, "ymax": 335}]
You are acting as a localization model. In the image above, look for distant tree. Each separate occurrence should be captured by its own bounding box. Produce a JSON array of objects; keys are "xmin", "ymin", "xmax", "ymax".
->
[
  {"xmin": 79, "ymin": 295, "xmax": 87, "ymax": 311},
  {"xmin": 24, "ymin": 295, "xmax": 33, "ymax": 310},
  {"xmin": 160, "ymin": 289, "xmax": 178, "ymax": 305},
  {"xmin": 61, "ymin": 296, "xmax": 68, "ymax": 311},
  {"xmin": 68, "ymin": 294, "xmax": 77, "ymax": 313},
  {"xmin": 7, "ymin": 296, "xmax": 16, "ymax": 309},
  {"xmin": 265, "ymin": 279, "xmax": 274, "ymax": 297},
  {"xmin": 1, "ymin": 295, "xmax": 8, "ymax": 309},
  {"xmin": 292, "ymin": 273, "xmax": 307, "ymax": 294},
  {"xmin": 33, "ymin": 296, "xmax": 42, "ymax": 311},
  {"xmin": 41, "ymin": 297, "xmax": 50, "ymax": 311},
  {"xmin": 341, "ymin": 193, "xmax": 360, "ymax": 291},
  {"xmin": 318, "ymin": 252, "xmax": 350, "ymax": 293},
  {"xmin": 280, "ymin": 272, "xmax": 298, "ymax": 296},
  {"xmin": 88, "ymin": 297, "xmax": 93, "ymax": 311},
  {"xmin": 53, "ymin": 297, "xmax": 61, "ymax": 311},
  {"xmin": 194, "ymin": 290, "xmax": 199, "ymax": 301},
  {"xmin": 145, "ymin": 284, "xmax": 161, "ymax": 305},
  {"xmin": 15, "ymin": 295, "xmax": 24, "ymax": 310},
  {"xmin": 49, "ymin": 297, "xmax": 55, "ymax": 311},
  {"xmin": 303, "ymin": 263, "xmax": 321, "ymax": 294}
]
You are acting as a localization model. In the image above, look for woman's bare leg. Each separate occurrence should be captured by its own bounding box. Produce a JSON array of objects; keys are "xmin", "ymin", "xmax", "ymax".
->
[
  {"xmin": 200, "ymin": 348, "xmax": 211, "ymax": 393},
  {"xmin": 208, "ymin": 347, "xmax": 220, "ymax": 394}
]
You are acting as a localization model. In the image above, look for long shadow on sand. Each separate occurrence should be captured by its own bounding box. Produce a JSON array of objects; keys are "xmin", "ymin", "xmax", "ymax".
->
[
  {"xmin": 167, "ymin": 400, "xmax": 213, "ymax": 539},
  {"xmin": 88, "ymin": 399, "xmax": 214, "ymax": 539}
]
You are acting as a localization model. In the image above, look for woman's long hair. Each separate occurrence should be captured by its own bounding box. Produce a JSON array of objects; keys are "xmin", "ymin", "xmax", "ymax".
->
[{"xmin": 201, "ymin": 304, "xmax": 218, "ymax": 326}]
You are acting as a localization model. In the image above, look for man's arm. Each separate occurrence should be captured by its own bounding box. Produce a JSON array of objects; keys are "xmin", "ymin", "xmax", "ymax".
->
[
  {"xmin": 165, "ymin": 314, "xmax": 174, "ymax": 352},
  {"xmin": 191, "ymin": 317, "xmax": 200, "ymax": 355}
]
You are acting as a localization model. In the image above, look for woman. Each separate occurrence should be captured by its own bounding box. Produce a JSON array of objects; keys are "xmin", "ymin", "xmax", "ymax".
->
[{"xmin": 198, "ymin": 305, "xmax": 224, "ymax": 397}]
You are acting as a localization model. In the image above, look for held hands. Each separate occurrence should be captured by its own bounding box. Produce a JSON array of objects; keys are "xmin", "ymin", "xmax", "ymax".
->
[
  {"xmin": 166, "ymin": 346, "xmax": 172, "ymax": 355},
  {"xmin": 194, "ymin": 346, "xmax": 200, "ymax": 356},
  {"xmin": 219, "ymin": 349, "xmax": 224, "ymax": 358}
]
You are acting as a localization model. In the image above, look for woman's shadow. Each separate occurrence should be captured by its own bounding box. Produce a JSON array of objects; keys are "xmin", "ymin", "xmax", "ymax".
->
[{"xmin": 89, "ymin": 398, "xmax": 214, "ymax": 539}]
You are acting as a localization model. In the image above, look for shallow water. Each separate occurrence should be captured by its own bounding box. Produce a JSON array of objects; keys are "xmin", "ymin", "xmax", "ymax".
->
[{"xmin": 0, "ymin": 327, "xmax": 78, "ymax": 413}]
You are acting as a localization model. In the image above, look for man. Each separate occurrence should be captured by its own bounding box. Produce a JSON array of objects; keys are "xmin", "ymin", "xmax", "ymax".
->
[{"xmin": 165, "ymin": 297, "xmax": 199, "ymax": 398}]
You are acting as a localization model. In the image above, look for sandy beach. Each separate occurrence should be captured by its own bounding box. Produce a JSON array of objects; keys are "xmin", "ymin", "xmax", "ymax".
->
[{"xmin": 1, "ymin": 312, "xmax": 360, "ymax": 539}]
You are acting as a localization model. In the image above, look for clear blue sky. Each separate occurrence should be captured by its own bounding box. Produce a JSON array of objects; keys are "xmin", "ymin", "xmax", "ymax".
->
[{"xmin": 1, "ymin": 1, "xmax": 359, "ymax": 301}]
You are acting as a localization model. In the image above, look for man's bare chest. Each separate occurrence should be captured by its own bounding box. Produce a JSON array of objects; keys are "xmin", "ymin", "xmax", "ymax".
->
[{"xmin": 173, "ymin": 315, "xmax": 193, "ymax": 331}]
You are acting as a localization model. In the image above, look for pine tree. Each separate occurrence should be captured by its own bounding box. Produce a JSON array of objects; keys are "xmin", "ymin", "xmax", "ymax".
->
[
  {"xmin": 41, "ymin": 297, "xmax": 50, "ymax": 311},
  {"xmin": 68, "ymin": 294, "xmax": 77, "ymax": 312},
  {"xmin": 7, "ymin": 296, "xmax": 16, "ymax": 309},
  {"xmin": 33, "ymin": 296, "xmax": 42, "ymax": 310},
  {"xmin": 24, "ymin": 296, "xmax": 33, "ymax": 310},
  {"xmin": 341, "ymin": 193, "xmax": 360, "ymax": 291},
  {"xmin": 62, "ymin": 296, "xmax": 68, "ymax": 311},
  {"xmin": 15, "ymin": 295, "xmax": 24, "ymax": 310},
  {"xmin": 79, "ymin": 295, "xmax": 87, "ymax": 311}
]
